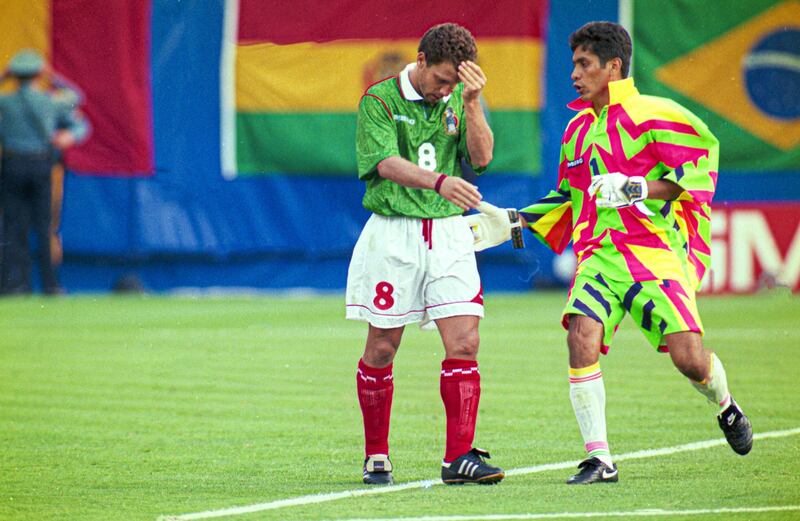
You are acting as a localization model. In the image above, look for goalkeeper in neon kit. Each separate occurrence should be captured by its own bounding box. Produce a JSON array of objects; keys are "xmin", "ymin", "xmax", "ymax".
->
[
  {"xmin": 346, "ymin": 23, "xmax": 504, "ymax": 486},
  {"xmin": 515, "ymin": 22, "xmax": 753, "ymax": 484}
]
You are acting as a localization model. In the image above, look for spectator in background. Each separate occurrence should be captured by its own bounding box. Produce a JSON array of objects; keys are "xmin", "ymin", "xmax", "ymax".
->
[{"xmin": 0, "ymin": 49, "xmax": 89, "ymax": 295}]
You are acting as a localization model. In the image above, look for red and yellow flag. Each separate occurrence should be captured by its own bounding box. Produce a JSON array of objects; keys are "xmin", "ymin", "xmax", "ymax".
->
[
  {"xmin": 223, "ymin": 0, "xmax": 547, "ymax": 177},
  {"xmin": 0, "ymin": 0, "xmax": 153, "ymax": 175}
]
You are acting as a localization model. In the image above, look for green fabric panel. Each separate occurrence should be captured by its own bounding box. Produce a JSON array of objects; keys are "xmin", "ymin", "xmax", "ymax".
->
[
  {"xmin": 633, "ymin": 0, "xmax": 779, "ymax": 63},
  {"xmin": 489, "ymin": 110, "xmax": 540, "ymax": 175},
  {"xmin": 235, "ymin": 110, "xmax": 540, "ymax": 176},
  {"xmin": 236, "ymin": 112, "xmax": 357, "ymax": 175}
]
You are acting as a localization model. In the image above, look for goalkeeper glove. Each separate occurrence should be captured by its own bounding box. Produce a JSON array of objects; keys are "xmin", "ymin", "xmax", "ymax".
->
[
  {"xmin": 464, "ymin": 201, "xmax": 525, "ymax": 252},
  {"xmin": 588, "ymin": 173, "xmax": 648, "ymax": 208}
]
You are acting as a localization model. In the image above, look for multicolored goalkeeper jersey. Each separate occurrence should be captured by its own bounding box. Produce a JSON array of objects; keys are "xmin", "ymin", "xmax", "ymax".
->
[
  {"xmin": 520, "ymin": 78, "xmax": 718, "ymax": 289},
  {"xmin": 356, "ymin": 64, "xmax": 485, "ymax": 218}
]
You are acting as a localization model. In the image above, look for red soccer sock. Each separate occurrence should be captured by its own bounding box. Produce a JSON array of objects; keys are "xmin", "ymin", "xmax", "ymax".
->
[
  {"xmin": 357, "ymin": 358, "xmax": 394, "ymax": 457},
  {"xmin": 440, "ymin": 358, "xmax": 481, "ymax": 463}
]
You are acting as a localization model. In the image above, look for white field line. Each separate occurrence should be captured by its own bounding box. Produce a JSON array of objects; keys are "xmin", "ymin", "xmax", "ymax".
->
[
  {"xmin": 320, "ymin": 505, "xmax": 800, "ymax": 521},
  {"xmin": 158, "ymin": 427, "xmax": 800, "ymax": 521}
]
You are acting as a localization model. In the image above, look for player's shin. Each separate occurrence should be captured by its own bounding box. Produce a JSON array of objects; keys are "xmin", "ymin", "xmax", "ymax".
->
[
  {"xmin": 690, "ymin": 353, "xmax": 731, "ymax": 413},
  {"xmin": 440, "ymin": 359, "xmax": 480, "ymax": 462},
  {"xmin": 357, "ymin": 359, "xmax": 394, "ymax": 457},
  {"xmin": 569, "ymin": 363, "xmax": 612, "ymax": 466}
]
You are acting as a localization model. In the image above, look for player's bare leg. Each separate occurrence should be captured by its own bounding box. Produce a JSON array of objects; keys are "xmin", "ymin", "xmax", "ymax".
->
[
  {"xmin": 665, "ymin": 331, "xmax": 708, "ymax": 382},
  {"xmin": 436, "ymin": 315, "xmax": 504, "ymax": 484},
  {"xmin": 666, "ymin": 332, "xmax": 752, "ymax": 455},
  {"xmin": 567, "ymin": 314, "xmax": 602, "ymax": 368},
  {"xmin": 358, "ymin": 325, "xmax": 404, "ymax": 485},
  {"xmin": 565, "ymin": 315, "xmax": 617, "ymax": 484},
  {"xmin": 363, "ymin": 325, "xmax": 403, "ymax": 367}
]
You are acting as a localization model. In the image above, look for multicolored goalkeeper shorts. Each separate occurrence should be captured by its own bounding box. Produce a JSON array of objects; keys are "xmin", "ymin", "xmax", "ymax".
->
[{"xmin": 561, "ymin": 271, "xmax": 704, "ymax": 353}]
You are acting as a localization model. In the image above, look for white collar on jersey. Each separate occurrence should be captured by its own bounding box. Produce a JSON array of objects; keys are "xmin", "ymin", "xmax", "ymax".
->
[{"xmin": 399, "ymin": 63, "xmax": 451, "ymax": 103}]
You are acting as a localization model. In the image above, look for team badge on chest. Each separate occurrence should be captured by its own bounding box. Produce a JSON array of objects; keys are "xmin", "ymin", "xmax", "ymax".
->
[{"xmin": 442, "ymin": 106, "xmax": 459, "ymax": 135}]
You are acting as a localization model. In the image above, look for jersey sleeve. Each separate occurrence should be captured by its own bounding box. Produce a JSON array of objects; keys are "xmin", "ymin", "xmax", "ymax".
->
[
  {"xmin": 518, "ymin": 146, "xmax": 573, "ymax": 253},
  {"xmin": 644, "ymin": 99, "xmax": 719, "ymax": 205},
  {"xmin": 644, "ymin": 99, "xmax": 719, "ymax": 289},
  {"xmin": 356, "ymin": 93, "xmax": 398, "ymax": 180}
]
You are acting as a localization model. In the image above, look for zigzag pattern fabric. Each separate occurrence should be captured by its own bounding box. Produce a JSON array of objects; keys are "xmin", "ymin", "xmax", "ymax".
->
[{"xmin": 520, "ymin": 78, "xmax": 718, "ymax": 290}]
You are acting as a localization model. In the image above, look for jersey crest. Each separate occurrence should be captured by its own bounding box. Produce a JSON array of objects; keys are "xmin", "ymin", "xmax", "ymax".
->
[{"xmin": 442, "ymin": 106, "xmax": 459, "ymax": 135}]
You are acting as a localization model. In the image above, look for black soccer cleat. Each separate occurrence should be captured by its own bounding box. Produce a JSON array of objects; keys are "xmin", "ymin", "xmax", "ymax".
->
[
  {"xmin": 363, "ymin": 454, "xmax": 394, "ymax": 485},
  {"xmin": 718, "ymin": 399, "xmax": 753, "ymax": 455},
  {"xmin": 441, "ymin": 448, "xmax": 504, "ymax": 485},
  {"xmin": 566, "ymin": 457, "xmax": 618, "ymax": 485}
]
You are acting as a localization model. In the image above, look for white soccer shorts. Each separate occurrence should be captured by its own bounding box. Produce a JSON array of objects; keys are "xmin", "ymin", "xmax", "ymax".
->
[{"xmin": 345, "ymin": 213, "xmax": 484, "ymax": 328}]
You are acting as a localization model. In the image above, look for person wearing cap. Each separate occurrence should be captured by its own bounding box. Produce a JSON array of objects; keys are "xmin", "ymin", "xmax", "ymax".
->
[{"xmin": 0, "ymin": 49, "xmax": 89, "ymax": 295}]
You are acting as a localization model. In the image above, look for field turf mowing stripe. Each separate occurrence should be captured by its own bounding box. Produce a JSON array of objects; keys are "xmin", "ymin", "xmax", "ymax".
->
[{"xmin": 159, "ymin": 427, "xmax": 800, "ymax": 520}]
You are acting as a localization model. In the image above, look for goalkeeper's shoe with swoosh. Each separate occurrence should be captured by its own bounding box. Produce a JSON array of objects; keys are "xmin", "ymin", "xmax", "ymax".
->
[
  {"xmin": 441, "ymin": 448, "xmax": 504, "ymax": 485},
  {"xmin": 363, "ymin": 454, "xmax": 393, "ymax": 485},
  {"xmin": 566, "ymin": 457, "xmax": 618, "ymax": 485},
  {"xmin": 718, "ymin": 398, "xmax": 753, "ymax": 455}
]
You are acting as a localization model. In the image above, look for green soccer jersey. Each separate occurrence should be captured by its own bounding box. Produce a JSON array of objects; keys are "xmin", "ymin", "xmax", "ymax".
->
[{"xmin": 355, "ymin": 66, "xmax": 485, "ymax": 218}]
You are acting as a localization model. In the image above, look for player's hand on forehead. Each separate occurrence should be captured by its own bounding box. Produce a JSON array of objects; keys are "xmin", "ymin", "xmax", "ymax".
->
[{"xmin": 458, "ymin": 61, "xmax": 486, "ymax": 101}]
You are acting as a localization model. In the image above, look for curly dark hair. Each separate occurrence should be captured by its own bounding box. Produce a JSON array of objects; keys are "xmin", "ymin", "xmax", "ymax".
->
[
  {"xmin": 418, "ymin": 23, "xmax": 477, "ymax": 67},
  {"xmin": 569, "ymin": 21, "xmax": 632, "ymax": 78}
]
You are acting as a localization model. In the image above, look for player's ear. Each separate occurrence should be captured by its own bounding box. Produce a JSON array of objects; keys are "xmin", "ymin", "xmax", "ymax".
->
[
  {"xmin": 416, "ymin": 51, "xmax": 427, "ymax": 70},
  {"xmin": 608, "ymin": 57, "xmax": 622, "ymax": 79}
]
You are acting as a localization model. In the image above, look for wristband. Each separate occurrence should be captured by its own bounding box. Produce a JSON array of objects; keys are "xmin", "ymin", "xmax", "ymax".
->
[{"xmin": 434, "ymin": 174, "xmax": 447, "ymax": 194}]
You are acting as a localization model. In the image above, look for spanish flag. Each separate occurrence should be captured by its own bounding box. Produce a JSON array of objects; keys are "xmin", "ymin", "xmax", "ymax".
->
[{"xmin": 223, "ymin": 0, "xmax": 547, "ymax": 177}]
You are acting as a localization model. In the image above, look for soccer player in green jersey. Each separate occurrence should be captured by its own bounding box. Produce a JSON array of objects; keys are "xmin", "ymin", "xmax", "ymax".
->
[
  {"xmin": 346, "ymin": 23, "xmax": 504, "ymax": 486},
  {"xmin": 515, "ymin": 22, "xmax": 753, "ymax": 484}
]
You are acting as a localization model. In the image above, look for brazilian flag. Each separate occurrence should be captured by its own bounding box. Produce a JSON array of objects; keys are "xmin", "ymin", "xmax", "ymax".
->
[{"xmin": 633, "ymin": 0, "xmax": 800, "ymax": 171}]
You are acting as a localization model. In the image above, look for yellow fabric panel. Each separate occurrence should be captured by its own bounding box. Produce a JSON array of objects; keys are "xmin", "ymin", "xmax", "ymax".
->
[
  {"xmin": 571, "ymin": 219, "xmax": 590, "ymax": 249},
  {"xmin": 236, "ymin": 38, "xmax": 542, "ymax": 112},
  {"xmin": 531, "ymin": 202, "xmax": 569, "ymax": 237},
  {"xmin": 626, "ymin": 243, "xmax": 687, "ymax": 283},
  {"xmin": 480, "ymin": 39, "xmax": 542, "ymax": 110},
  {"xmin": 569, "ymin": 362, "xmax": 600, "ymax": 377},
  {"xmin": 625, "ymin": 93, "xmax": 693, "ymax": 128},
  {"xmin": 0, "ymin": 0, "xmax": 50, "ymax": 82}
]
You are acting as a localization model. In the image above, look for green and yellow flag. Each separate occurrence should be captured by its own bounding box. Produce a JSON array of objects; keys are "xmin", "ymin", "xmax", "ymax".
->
[
  {"xmin": 633, "ymin": 0, "xmax": 800, "ymax": 171},
  {"xmin": 222, "ymin": 0, "xmax": 546, "ymax": 177}
]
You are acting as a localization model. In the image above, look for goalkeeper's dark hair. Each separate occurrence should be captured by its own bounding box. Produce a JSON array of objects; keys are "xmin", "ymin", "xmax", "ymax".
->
[
  {"xmin": 569, "ymin": 21, "xmax": 632, "ymax": 78},
  {"xmin": 418, "ymin": 23, "xmax": 477, "ymax": 68}
]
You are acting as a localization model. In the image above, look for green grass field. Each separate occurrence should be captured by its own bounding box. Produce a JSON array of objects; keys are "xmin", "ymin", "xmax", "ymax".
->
[{"xmin": 1, "ymin": 291, "xmax": 799, "ymax": 521}]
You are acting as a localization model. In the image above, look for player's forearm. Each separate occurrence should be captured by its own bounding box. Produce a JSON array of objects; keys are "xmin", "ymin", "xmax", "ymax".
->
[
  {"xmin": 377, "ymin": 156, "xmax": 440, "ymax": 190},
  {"xmin": 646, "ymin": 179, "xmax": 683, "ymax": 200},
  {"xmin": 377, "ymin": 156, "xmax": 482, "ymax": 210},
  {"xmin": 463, "ymin": 99, "xmax": 493, "ymax": 167}
]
